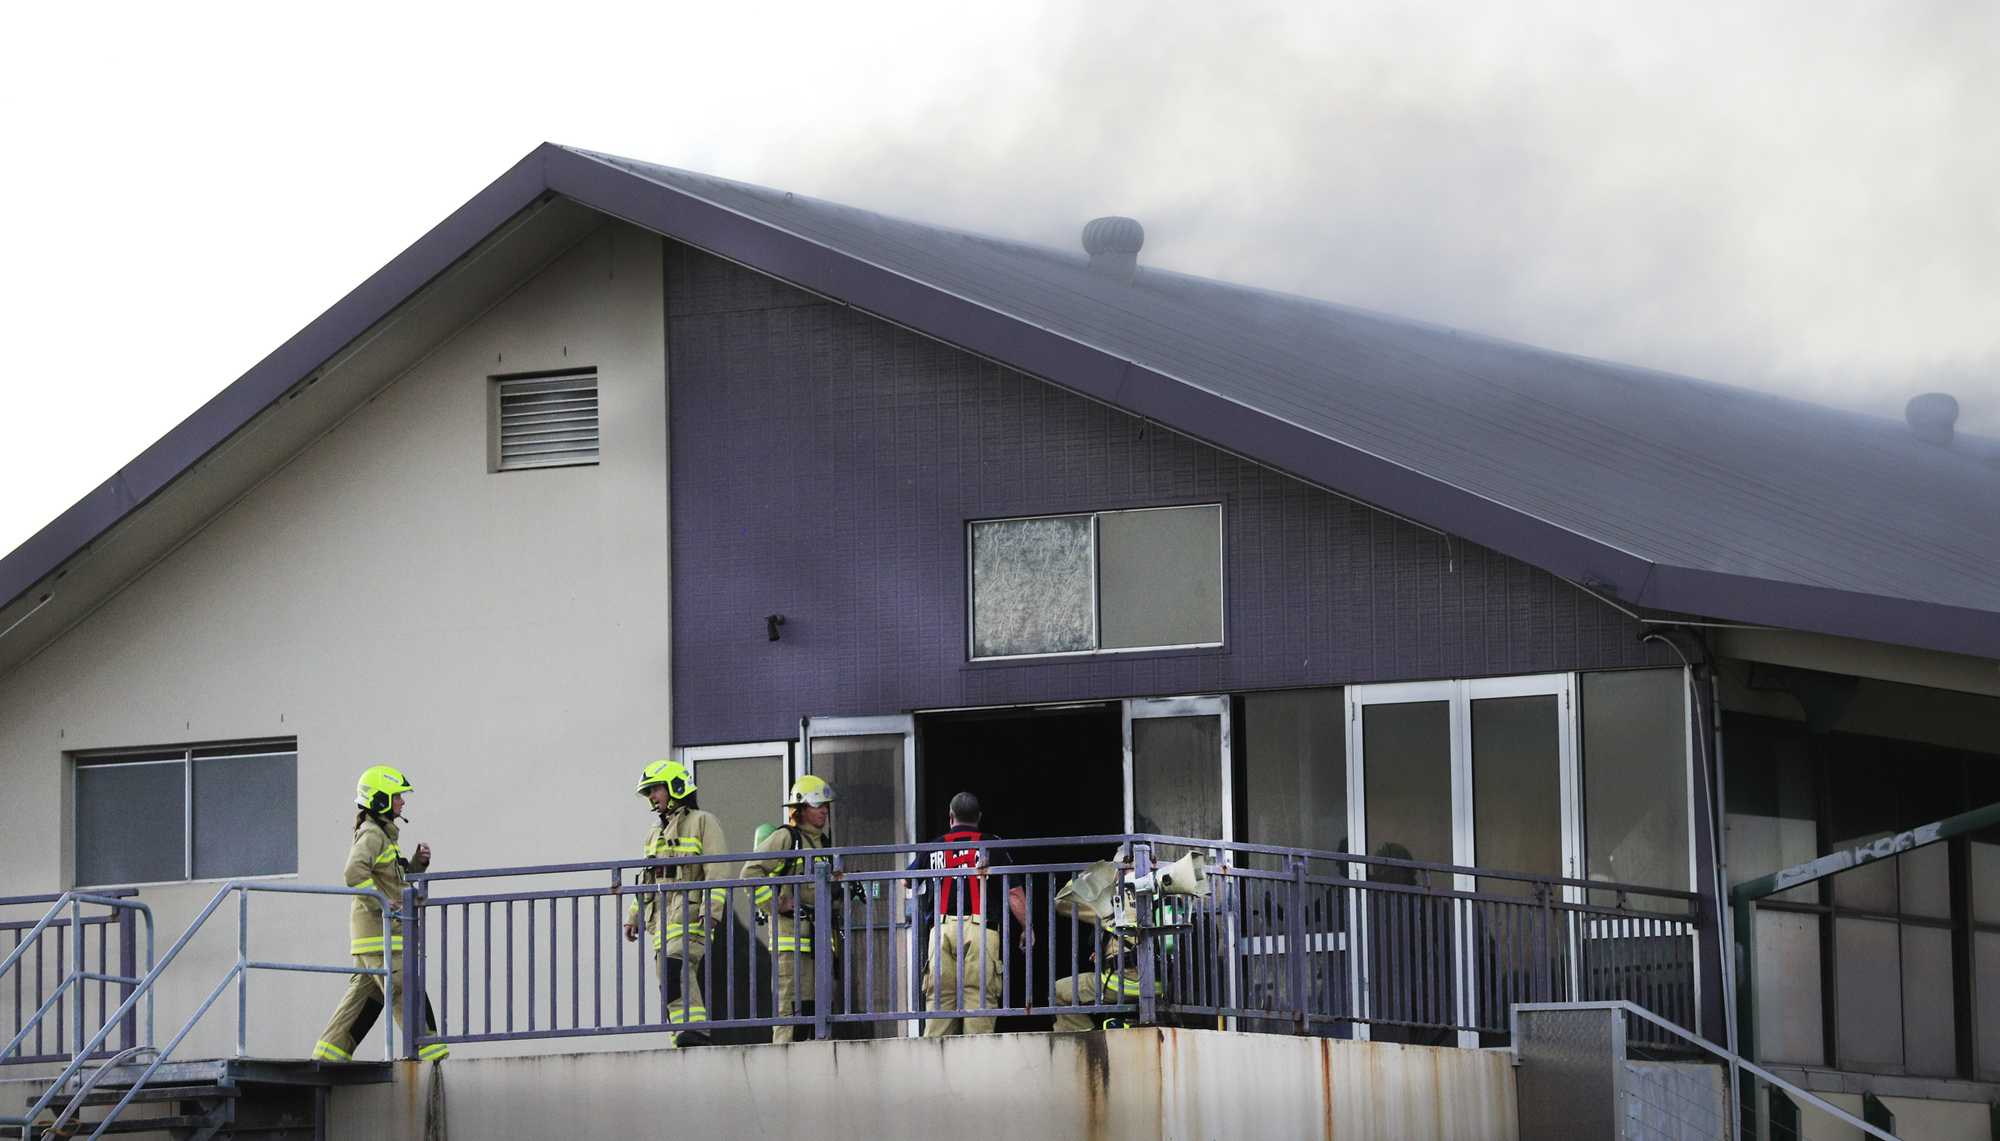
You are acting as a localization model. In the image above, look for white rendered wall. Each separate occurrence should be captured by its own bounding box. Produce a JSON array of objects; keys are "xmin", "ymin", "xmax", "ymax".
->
[{"xmin": 0, "ymin": 223, "xmax": 670, "ymax": 1061}]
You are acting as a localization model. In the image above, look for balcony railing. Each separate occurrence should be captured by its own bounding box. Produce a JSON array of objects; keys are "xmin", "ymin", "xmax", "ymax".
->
[{"xmin": 397, "ymin": 834, "xmax": 1699, "ymax": 1054}]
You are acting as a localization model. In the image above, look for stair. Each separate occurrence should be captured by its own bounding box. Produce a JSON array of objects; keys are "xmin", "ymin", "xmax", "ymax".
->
[{"xmin": 16, "ymin": 1059, "xmax": 391, "ymax": 1140}]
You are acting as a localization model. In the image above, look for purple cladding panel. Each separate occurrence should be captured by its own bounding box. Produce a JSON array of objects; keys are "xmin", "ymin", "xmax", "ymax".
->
[{"xmin": 667, "ymin": 246, "xmax": 1667, "ymax": 744}]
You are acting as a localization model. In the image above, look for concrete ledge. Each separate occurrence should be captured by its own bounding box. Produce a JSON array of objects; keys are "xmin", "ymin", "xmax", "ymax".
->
[{"xmin": 328, "ymin": 1029, "xmax": 1518, "ymax": 1141}]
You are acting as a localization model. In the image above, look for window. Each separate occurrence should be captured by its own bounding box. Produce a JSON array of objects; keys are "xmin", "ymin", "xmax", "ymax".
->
[
  {"xmin": 73, "ymin": 741, "xmax": 297, "ymax": 887},
  {"xmin": 490, "ymin": 369, "xmax": 599, "ymax": 471},
  {"xmin": 969, "ymin": 504, "xmax": 1222, "ymax": 659},
  {"xmin": 1726, "ymin": 708, "xmax": 2000, "ymax": 1079},
  {"xmin": 1581, "ymin": 669, "xmax": 1691, "ymax": 894},
  {"xmin": 1241, "ymin": 688, "xmax": 1347, "ymax": 870}
]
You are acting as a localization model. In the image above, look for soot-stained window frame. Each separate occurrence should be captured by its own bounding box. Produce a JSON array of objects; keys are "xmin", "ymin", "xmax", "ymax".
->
[{"xmin": 966, "ymin": 503, "xmax": 1226, "ymax": 662}]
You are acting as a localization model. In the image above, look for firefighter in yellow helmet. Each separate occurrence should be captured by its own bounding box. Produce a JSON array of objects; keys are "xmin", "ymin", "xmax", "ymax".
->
[
  {"xmin": 313, "ymin": 766, "xmax": 449, "ymax": 1062},
  {"xmin": 1051, "ymin": 845, "xmax": 1141, "ymax": 1032},
  {"xmin": 622, "ymin": 759, "xmax": 729, "ymax": 1047},
  {"xmin": 741, "ymin": 775, "xmax": 834, "ymax": 1043}
]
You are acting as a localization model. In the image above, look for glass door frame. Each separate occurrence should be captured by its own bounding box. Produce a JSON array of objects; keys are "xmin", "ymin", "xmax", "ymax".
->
[
  {"xmin": 1344, "ymin": 674, "xmax": 1579, "ymax": 1046},
  {"xmin": 1121, "ymin": 695, "xmax": 1234, "ymax": 846},
  {"xmin": 680, "ymin": 740, "xmax": 796, "ymax": 806},
  {"xmin": 797, "ymin": 713, "xmax": 918, "ymax": 1035},
  {"xmin": 796, "ymin": 714, "xmax": 917, "ymax": 844}
]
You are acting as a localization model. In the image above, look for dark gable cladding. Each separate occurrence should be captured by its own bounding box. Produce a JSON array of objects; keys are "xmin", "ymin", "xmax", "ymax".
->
[
  {"xmin": 666, "ymin": 244, "xmax": 1671, "ymax": 742},
  {"xmin": 3, "ymin": 142, "xmax": 1997, "ymax": 660}
]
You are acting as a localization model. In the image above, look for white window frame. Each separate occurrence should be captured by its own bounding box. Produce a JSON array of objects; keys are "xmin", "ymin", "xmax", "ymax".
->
[
  {"xmin": 71, "ymin": 740, "xmax": 299, "ymax": 889},
  {"xmin": 966, "ymin": 503, "xmax": 1225, "ymax": 661}
]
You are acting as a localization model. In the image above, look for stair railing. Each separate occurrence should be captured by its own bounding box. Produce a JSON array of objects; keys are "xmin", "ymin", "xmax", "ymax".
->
[
  {"xmin": 0, "ymin": 892, "xmax": 152, "ymax": 1067},
  {"xmin": 5, "ymin": 881, "xmax": 393, "ymax": 1141},
  {"xmin": 1513, "ymin": 999, "xmax": 1898, "ymax": 1141}
]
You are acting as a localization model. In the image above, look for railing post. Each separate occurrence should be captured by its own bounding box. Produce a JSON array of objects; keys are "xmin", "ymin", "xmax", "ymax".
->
[
  {"xmin": 69, "ymin": 898, "xmax": 84, "ymax": 1063},
  {"xmin": 1534, "ymin": 882, "xmax": 1554, "ymax": 1003},
  {"xmin": 236, "ymin": 889, "xmax": 249, "ymax": 1058},
  {"xmin": 1133, "ymin": 843, "xmax": 1157, "ymax": 1026},
  {"xmin": 116, "ymin": 904, "xmax": 139, "ymax": 1053},
  {"xmin": 1289, "ymin": 855, "xmax": 1309, "ymax": 1034},
  {"xmin": 400, "ymin": 886, "xmax": 419, "ymax": 1061},
  {"xmin": 813, "ymin": 857, "xmax": 834, "ymax": 1041}
]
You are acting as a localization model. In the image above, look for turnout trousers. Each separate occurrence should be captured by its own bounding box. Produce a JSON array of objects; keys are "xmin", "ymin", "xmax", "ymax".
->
[
  {"xmin": 922, "ymin": 915, "xmax": 1004, "ymax": 1036},
  {"xmin": 314, "ymin": 952, "xmax": 448, "ymax": 1061}
]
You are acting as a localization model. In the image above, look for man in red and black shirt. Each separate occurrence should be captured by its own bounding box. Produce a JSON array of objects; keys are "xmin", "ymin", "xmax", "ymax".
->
[{"xmin": 914, "ymin": 792, "xmax": 1029, "ymax": 1036}]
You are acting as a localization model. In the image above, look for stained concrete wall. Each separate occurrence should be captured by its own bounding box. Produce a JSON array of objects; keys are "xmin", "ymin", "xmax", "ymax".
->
[
  {"xmin": 0, "ymin": 222, "xmax": 670, "ymax": 1062},
  {"xmin": 330, "ymin": 1029, "xmax": 1519, "ymax": 1141}
]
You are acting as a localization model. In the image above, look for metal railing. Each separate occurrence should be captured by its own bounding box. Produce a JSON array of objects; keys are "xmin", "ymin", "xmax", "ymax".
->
[
  {"xmin": 1514, "ymin": 1000, "xmax": 1898, "ymax": 1141},
  {"xmin": 1, "ymin": 891, "xmax": 149, "ymax": 1066},
  {"xmin": 402, "ymin": 833, "xmax": 1699, "ymax": 1054},
  {"xmin": 4, "ymin": 881, "xmax": 392, "ymax": 1141}
]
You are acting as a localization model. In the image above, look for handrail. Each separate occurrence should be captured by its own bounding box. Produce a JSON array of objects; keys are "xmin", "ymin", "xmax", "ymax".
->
[
  {"xmin": 44, "ymin": 1045, "xmax": 157, "ymax": 1138},
  {"xmin": 1512, "ymin": 1000, "xmax": 1898, "ymax": 1141},
  {"xmin": 412, "ymin": 830, "xmax": 1700, "ymax": 903},
  {"xmin": 0, "ymin": 892, "xmax": 153, "ymax": 1066},
  {"xmin": 2, "ymin": 881, "xmax": 391, "ymax": 1141}
]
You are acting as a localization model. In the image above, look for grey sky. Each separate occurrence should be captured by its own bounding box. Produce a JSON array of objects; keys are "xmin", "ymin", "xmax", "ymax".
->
[{"xmin": 2, "ymin": 1, "xmax": 1993, "ymax": 557}]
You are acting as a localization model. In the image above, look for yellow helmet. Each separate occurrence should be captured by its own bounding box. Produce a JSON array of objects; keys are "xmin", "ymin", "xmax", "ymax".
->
[
  {"xmin": 635, "ymin": 759, "xmax": 695, "ymax": 801},
  {"xmin": 786, "ymin": 774, "xmax": 835, "ymax": 808},
  {"xmin": 356, "ymin": 765, "xmax": 413, "ymax": 814}
]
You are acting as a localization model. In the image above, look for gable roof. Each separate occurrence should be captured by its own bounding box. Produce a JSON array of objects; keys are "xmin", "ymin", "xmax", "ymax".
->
[{"xmin": 4, "ymin": 142, "xmax": 1997, "ymax": 666}]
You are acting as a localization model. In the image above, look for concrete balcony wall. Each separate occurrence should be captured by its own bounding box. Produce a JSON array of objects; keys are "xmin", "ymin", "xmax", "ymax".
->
[{"xmin": 330, "ymin": 1029, "xmax": 1518, "ymax": 1141}]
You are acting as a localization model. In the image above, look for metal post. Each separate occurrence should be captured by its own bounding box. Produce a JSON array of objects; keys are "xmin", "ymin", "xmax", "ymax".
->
[
  {"xmin": 1133, "ymin": 843, "xmax": 1157, "ymax": 1026},
  {"xmin": 237, "ymin": 889, "xmax": 249, "ymax": 1058},
  {"xmin": 1290, "ymin": 856, "xmax": 1310, "ymax": 1033},
  {"xmin": 813, "ymin": 858, "xmax": 833, "ymax": 1041},
  {"xmin": 117, "ymin": 905, "xmax": 139, "ymax": 1053},
  {"xmin": 398, "ymin": 888, "xmax": 414, "ymax": 1056},
  {"xmin": 68, "ymin": 898, "xmax": 83, "ymax": 1062},
  {"xmin": 403, "ymin": 886, "xmax": 423, "ymax": 1060}
]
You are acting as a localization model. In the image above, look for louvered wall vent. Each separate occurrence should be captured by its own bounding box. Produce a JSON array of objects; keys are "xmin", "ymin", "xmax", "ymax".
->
[{"xmin": 493, "ymin": 370, "xmax": 599, "ymax": 471}]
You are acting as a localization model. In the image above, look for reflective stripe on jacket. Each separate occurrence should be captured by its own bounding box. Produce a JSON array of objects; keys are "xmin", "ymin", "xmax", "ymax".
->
[
  {"xmin": 629, "ymin": 805, "xmax": 729, "ymax": 949},
  {"xmin": 345, "ymin": 815, "xmax": 426, "ymax": 955}
]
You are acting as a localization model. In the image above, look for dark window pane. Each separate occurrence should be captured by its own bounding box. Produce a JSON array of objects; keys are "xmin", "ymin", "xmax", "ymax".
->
[
  {"xmin": 1582, "ymin": 670, "xmax": 1689, "ymax": 893},
  {"xmin": 1362, "ymin": 702, "xmax": 1452, "ymax": 871},
  {"xmin": 1755, "ymin": 909, "xmax": 1825, "ymax": 1065},
  {"xmin": 1131, "ymin": 715, "xmax": 1223, "ymax": 849},
  {"xmin": 1834, "ymin": 917, "xmax": 1904, "ymax": 1070},
  {"xmin": 1242, "ymin": 689, "xmax": 1346, "ymax": 867},
  {"xmin": 1977, "ymin": 932, "xmax": 2000, "ymax": 1081},
  {"xmin": 76, "ymin": 761, "xmax": 185, "ymax": 886},
  {"xmin": 970, "ymin": 516, "xmax": 1094, "ymax": 657},
  {"xmin": 1974, "ymin": 842, "xmax": 2000, "ymax": 927},
  {"xmin": 1723, "ymin": 720, "xmax": 1819, "ymax": 905},
  {"xmin": 192, "ymin": 753, "xmax": 297, "ymax": 879},
  {"xmin": 1098, "ymin": 505, "xmax": 1222, "ymax": 650},
  {"xmin": 1898, "ymin": 844, "xmax": 1950, "ymax": 920},
  {"xmin": 1827, "ymin": 741, "xmax": 1901, "ymax": 914},
  {"xmin": 1472, "ymin": 696, "xmax": 1561, "ymax": 896},
  {"xmin": 689, "ymin": 752, "xmax": 783, "ymax": 931},
  {"xmin": 1901, "ymin": 925, "xmax": 1956, "ymax": 1077}
]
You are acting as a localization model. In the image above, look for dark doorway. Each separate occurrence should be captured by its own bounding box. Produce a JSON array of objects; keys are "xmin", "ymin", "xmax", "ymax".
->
[{"xmin": 915, "ymin": 703, "xmax": 1125, "ymax": 1029}]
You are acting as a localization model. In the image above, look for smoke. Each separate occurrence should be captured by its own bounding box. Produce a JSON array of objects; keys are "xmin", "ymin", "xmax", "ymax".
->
[{"xmin": 736, "ymin": 1, "xmax": 2000, "ymax": 433}]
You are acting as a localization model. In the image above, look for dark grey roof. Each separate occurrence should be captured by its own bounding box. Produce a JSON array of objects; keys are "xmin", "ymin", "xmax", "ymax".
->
[{"xmin": 5, "ymin": 142, "xmax": 1997, "ymax": 661}]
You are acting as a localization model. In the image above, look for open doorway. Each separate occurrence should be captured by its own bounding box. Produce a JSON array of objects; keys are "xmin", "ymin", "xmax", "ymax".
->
[{"xmin": 916, "ymin": 703, "xmax": 1125, "ymax": 1029}]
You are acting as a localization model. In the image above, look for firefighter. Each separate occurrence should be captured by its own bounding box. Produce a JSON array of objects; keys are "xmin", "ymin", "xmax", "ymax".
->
[
  {"xmin": 1051, "ymin": 846, "xmax": 1140, "ymax": 1033},
  {"xmin": 313, "ymin": 765, "xmax": 449, "ymax": 1062},
  {"xmin": 621, "ymin": 759, "xmax": 728, "ymax": 1048},
  {"xmin": 915, "ymin": 792, "xmax": 1029, "ymax": 1036},
  {"xmin": 741, "ymin": 775, "xmax": 834, "ymax": 1043}
]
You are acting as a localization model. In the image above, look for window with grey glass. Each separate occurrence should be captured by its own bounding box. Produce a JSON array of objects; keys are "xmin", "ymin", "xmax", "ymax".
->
[
  {"xmin": 968, "ymin": 505, "xmax": 1222, "ymax": 659},
  {"xmin": 73, "ymin": 742, "xmax": 297, "ymax": 887}
]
